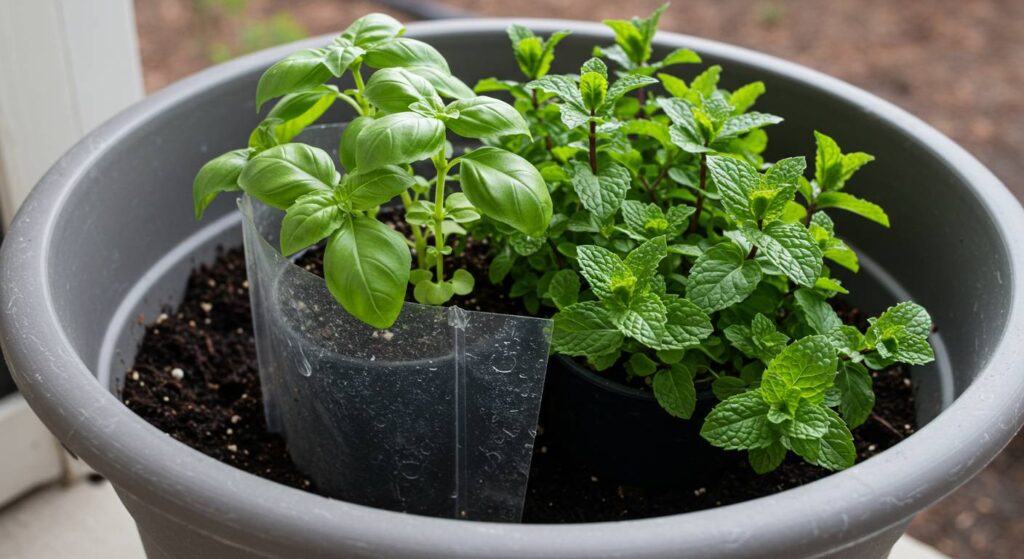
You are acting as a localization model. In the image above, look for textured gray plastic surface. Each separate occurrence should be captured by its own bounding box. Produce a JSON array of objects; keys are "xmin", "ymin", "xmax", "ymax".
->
[
  {"xmin": 240, "ymin": 195, "xmax": 550, "ymax": 521},
  {"xmin": 1, "ymin": 19, "xmax": 1022, "ymax": 559}
]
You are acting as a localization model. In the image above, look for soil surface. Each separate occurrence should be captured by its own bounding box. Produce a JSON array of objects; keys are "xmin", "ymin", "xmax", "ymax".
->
[{"xmin": 123, "ymin": 246, "xmax": 917, "ymax": 522}]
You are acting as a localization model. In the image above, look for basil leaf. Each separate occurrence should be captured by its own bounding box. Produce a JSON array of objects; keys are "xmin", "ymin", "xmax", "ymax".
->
[
  {"xmin": 364, "ymin": 68, "xmax": 442, "ymax": 114},
  {"xmin": 459, "ymin": 147, "xmax": 552, "ymax": 236},
  {"xmin": 266, "ymin": 86, "xmax": 337, "ymax": 143},
  {"xmin": 355, "ymin": 112, "xmax": 446, "ymax": 171},
  {"xmin": 279, "ymin": 191, "xmax": 344, "ymax": 256},
  {"xmin": 339, "ymin": 116, "xmax": 373, "ymax": 172},
  {"xmin": 255, "ymin": 49, "xmax": 333, "ymax": 110},
  {"xmin": 444, "ymin": 96, "xmax": 530, "ymax": 139},
  {"xmin": 193, "ymin": 149, "xmax": 248, "ymax": 220},
  {"xmin": 342, "ymin": 165, "xmax": 415, "ymax": 210},
  {"xmin": 340, "ymin": 13, "xmax": 404, "ymax": 48},
  {"xmin": 364, "ymin": 37, "xmax": 450, "ymax": 73},
  {"xmin": 239, "ymin": 144, "xmax": 338, "ymax": 209},
  {"xmin": 324, "ymin": 216, "xmax": 411, "ymax": 329}
]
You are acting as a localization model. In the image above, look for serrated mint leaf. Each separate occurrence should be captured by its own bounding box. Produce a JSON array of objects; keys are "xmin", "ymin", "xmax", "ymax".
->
[
  {"xmin": 748, "ymin": 441, "xmax": 786, "ymax": 473},
  {"xmin": 760, "ymin": 335, "xmax": 838, "ymax": 406},
  {"xmin": 686, "ymin": 241, "xmax": 763, "ymax": 313},
  {"xmin": 576, "ymin": 244, "xmax": 630, "ymax": 300},
  {"xmin": 706, "ymin": 155, "xmax": 759, "ymax": 221},
  {"xmin": 570, "ymin": 161, "xmax": 631, "ymax": 221},
  {"xmin": 729, "ymin": 81, "xmax": 765, "ymax": 114},
  {"xmin": 701, "ymin": 391, "xmax": 774, "ymax": 450},
  {"xmin": 783, "ymin": 400, "xmax": 830, "ymax": 440},
  {"xmin": 606, "ymin": 74, "xmax": 659, "ymax": 106},
  {"xmin": 815, "ymin": 192, "xmax": 890, "ymax": 227},
  {"xmin": 527, "ymin": 74, "xmax": 586, "ymax": 110},
  {"xmin": 745, "ymin": 222, "xmax": 823, "ymax": 287},
  {"xmin": 870, "ymin": 301, "xmax": 933, "ymax": 339},
  {"xmin": 790, "ymin": 407, "xmax": 856, "ymax": 470},
  {"xmin": 718, "ymin": 112, "xmax": 783, "ymax": 139},
  {"xmin": 828, "ymin": 325, "xmax": 866, "ymax": 362},
  {"xmin": 552, "ymin": 301, "xmax": 625, "ymax": 357},
  {"xmin": 548, "ymin": 269, "xmax": 581, "ymax": 310},
  {"xmin": 712, "ymin": 376, "xmax": 748, "ymax": 400},
  {"xmin": 793, "ymin": 288, "xmax": 843, "ymax": 335},
  {"xmin": 611, "ymin": 292, "xmax": 669, "ymax": 346},
  {"xmin": 660, "ymin": 295, "xmax": 713, "ymax": 350},
  {"xmin": 865, "ymin": 302, "xmax": 934, "ymax": 365},
  {"xmin": 764, "ymin": 157, "xmax": 807, "ymax": 190},
  {"xmin": 626, "ymin": 352, "xmax": 658, "ymax": 377},
  {"xmin": 892, "ymin": 335, "xmax": 935, "ymax": 365},
  {"xmin": 654, "ymin": 364, "xmax": 697, "ymax": 419},
  {"xmin": 727, "ymin": 314, "xmax": 789, "ymax": 363},
  {"xmin": 624, "ymin": 236, "xmax": 667, "ymax": 290},
  {"xmin": 279, "ymin": 190, "xmax": 343, "ymax": 256},
  {"xmin": 835, "ymin": 361, "xmax": 874, "ymax": 428}
]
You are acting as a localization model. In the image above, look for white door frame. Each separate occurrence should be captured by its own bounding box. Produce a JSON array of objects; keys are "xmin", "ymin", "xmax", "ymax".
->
[{"xmin": 0, "ymin": 0, "xmax": 144, "ymax": 506}]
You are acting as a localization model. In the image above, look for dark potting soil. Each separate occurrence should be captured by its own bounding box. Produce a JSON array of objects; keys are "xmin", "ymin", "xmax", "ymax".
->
[{"xmin": 123, "ymin": 246, "xmax": 918, "ymax": 522}]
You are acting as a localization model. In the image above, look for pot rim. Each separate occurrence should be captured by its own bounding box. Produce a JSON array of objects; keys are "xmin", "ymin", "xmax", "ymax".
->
[{"xmin": 3, "ymin": 18, "xmax": 1023, "ymax": 558}]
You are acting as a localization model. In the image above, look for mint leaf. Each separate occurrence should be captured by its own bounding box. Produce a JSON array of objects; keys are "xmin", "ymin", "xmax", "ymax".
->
[
  {"xmin": 571, "ymin": 161, "xmax": 631, "ymax": 221},
  {"xmin": 706, "ymin": 155, "xmax": 759, "ymax": 221},
  {"xmin": 718, "ymin": 112, "xmax": 783, "ymax": 139},
  {"xmin": 729, "ymin": 81, "xmax": 765, "ymax": 114},
  {"xmin": 654, "ymin": 364, "xmax": 697, "ymax": 419},
  {"xmin": 815, "ymin": 192, "xmax": 890, "ymax": 227},
  {"xmin": 745, "ymin": 222, "xmax": 822, "ymax": 287},
  {"xmin": 835, "ymin": 361, "xmax": 874, "ymax": 428},
  {"xmin": 611, "ymin": 292, "xmax": 669, "ymax": 346},
  {"xmin": 828, "ymin": 325, "xmax": 866, "ymax": 362},
  {"xmin": 548, "ymin": 269, "xmax": 581, "ymax": 310},
  {"xmin": 760, "ymin": 335, "xmax": 838, "ymax": 406},
  {"xmin": 783, "ymin": 400, "xmax": 830, "ymax": 440},
  {"xmin": 624, "ymin": 236, "xmax": 668, "ymax": 290},
  {"xmin": 576, "ymin": 244, "xmax": 630, "ymax": 300},
  {"xmin": 552, "ymin": 301, "xmax": 625, "ymax": 357},
  {"xmin": 789, "ymin": 407, "xmax": 856, "ymax": 470},
  {"xmin": 686, "ymin": 241, "xmax": 763, "ymax": 313},
  {"xmin": 793, "ymin": 288, "xmax": 843, "ymax": 334},
  {"xmin": 701, "ymin": 391, "xmax": 774, "ymax": 450},
  {"xmin": 748, "ymin": 441, "xmax": 786, "ymax": 473},
  {"xmin": 660, "ymin": 295, "xmax": 713, "ymax": 349}
]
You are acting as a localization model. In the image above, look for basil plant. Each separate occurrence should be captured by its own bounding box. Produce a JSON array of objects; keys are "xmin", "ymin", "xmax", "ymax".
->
[
  {"xmin": 475, "ymin": 3, "xmax": 935, "ymax": 473},
  {"xmin": 194, "ymin": 13, "xmax": 551, "ymax": 329}
]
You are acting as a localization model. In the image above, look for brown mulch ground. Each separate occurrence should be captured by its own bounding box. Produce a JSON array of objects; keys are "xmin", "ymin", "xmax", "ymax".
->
[{"xmin": 132, "ymin": 1, "xmax": 1024, "ymax": 556}]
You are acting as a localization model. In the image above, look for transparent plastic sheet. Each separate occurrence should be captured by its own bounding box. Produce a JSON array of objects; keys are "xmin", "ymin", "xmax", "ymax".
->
[{"xmin": 239, "ymin": 195, "xmax": 552, "ymax": 521}]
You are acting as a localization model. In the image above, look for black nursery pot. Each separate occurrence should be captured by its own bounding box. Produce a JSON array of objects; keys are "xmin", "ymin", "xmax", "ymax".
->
[{"xmin": 544, "ymin": 356, "xmax": 721, "ymax": 486}]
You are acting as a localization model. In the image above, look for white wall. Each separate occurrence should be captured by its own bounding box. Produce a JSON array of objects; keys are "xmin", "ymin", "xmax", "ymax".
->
[
  {"xmin": 0, "ymin": 0, "xmax": 145, "ymax": 505},
  {"xmin": 0, "ymin": 0, "xmax": 144, "ymax": 225}
]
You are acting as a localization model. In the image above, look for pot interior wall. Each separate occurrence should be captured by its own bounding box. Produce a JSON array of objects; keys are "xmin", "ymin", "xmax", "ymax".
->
[{"xmin": 44, "ymin": 28, "xmax": 999, "ymax": 447}]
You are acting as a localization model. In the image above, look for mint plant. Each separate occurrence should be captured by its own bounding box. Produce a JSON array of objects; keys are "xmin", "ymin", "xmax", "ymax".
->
[
  {"xmin": 472, "ymin": 3, "xmax": 935, "ymax": 474},
  {"xmin": 194, "ymin": 7, "xmax": 936, "ymax": 476},
  {"xmin": 193, "ymin": 13, "xmax": 551, "ymax": 328}
]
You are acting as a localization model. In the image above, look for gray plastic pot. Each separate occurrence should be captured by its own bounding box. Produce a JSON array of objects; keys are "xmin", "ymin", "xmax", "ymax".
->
[{"xmin": 1, "ymin": 19, "xmax": 1022, "ymax": 559}]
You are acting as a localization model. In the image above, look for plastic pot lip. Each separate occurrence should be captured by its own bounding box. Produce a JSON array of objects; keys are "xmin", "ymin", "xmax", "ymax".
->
[{"xmin": 0, "ymin": 17, "xmax": 1022, "ymax": 557}]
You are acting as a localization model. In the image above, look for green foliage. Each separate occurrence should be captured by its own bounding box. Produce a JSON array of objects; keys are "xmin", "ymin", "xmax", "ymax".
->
[
  {"xmin": 473, "ymin": 5, "xmax": 935, "ymax": 475},
  {"xmin": 194, "ymin": 7, "xmax": 937, "ymax": 477},
  {"xmin": 194, "ymin": 13, "xmax": 551, "ymax": 325}
]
